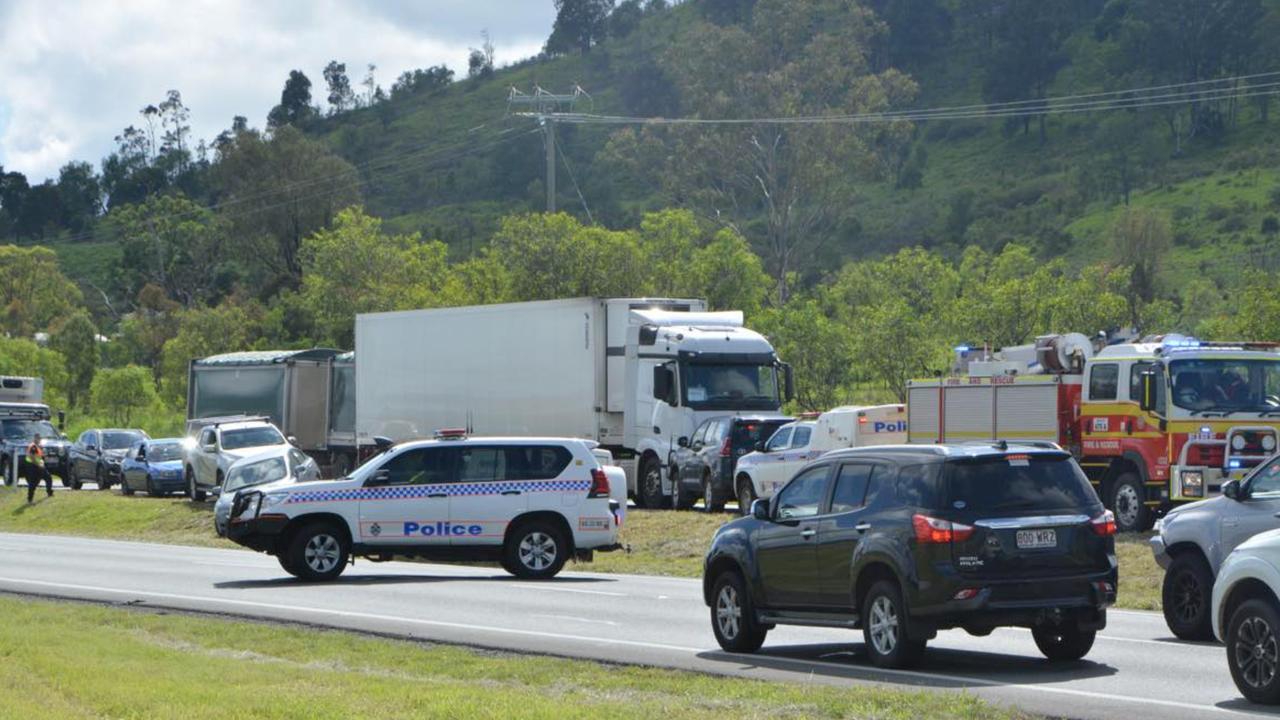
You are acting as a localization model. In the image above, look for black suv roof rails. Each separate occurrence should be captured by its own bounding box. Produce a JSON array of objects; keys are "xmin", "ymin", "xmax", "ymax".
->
[{"xmin": 954, "ymin": 439, "xmax": 1064, "ymax": 451}]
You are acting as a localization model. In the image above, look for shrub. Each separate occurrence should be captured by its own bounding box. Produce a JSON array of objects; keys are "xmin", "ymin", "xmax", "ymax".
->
[{"xmin": 89, "ymin": 366, "xmax": 159, "ymax": 426}]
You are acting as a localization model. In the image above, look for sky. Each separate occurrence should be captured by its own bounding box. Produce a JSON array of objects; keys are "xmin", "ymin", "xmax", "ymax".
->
[{"xmin": 0, "ymin": 0, "xmax": 557, "ymax": 182}]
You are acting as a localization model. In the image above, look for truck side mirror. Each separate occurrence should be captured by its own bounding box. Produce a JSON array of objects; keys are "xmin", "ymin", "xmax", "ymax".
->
[
  {"xmin": 1139, "ymin": 370, "xmax": 1157, "ymax": 413},
  {"xmin": 653, "ymin": 366, "xmax": 674, "ymax": 405},
  {"xmin": 677, "ymin": 436, "xmax": 689, "ymax": 448}
]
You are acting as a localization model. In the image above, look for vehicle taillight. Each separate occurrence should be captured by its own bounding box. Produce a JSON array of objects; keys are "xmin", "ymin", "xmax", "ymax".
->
[
  {"xmin": 1090, "ymin": 510, "xmax": 1117, "ymax": 536},
  {"xmin": 720, "ymin": 436, "xmax": 732, "ymax": 457},
  {"xmin": 912, "ymin": 514, "xmax": 974, "ymax": 544},
  {"xmin": 588, "ymin": 468, "xmax": 610, "ymax": 498}
]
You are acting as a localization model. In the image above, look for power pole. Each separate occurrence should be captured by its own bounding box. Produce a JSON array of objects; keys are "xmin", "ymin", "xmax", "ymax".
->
[{"xmin": 508, "ymin": 86, "xmax": 590, "ymax": 213}]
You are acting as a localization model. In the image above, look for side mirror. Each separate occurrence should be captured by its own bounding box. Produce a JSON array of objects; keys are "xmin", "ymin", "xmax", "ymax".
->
[
  {"xmin": 754, "ymin": 440, "xmax": 766, "ymax": 452},
  {"xmin": 86, "ymin": 444, "xmax": 97, "ymax": 453},
  {"xmin": 366, "ymin": 468, "xmax": 392, "ymax": 486},
  {"xmin": 677, "ymin": 436, "xmax": 689, "ymax": 448},
  {"xmin": 751, "ymin": 498, "xmax": 771, "ymax": 521},
  {"xmin": 782, "ymin": 363, "xmax": 795, "ymax": 402},
  {"xmin": 373, "ymin": 436, "xmax": 394, "ymax": 453},
  {"xmin": 1224, "ymin": 479, "xmax": 1242, "ymax": 501},
  {"xmin": 210, "ymin": 486, "xmax": 222, "ymax": 498},
  {"xmin": 1139, "ymin": 369, "xmax": 1158, "ymax": 413},
  {"xmin": 653, "ymin": 366, "xmax": 674, "ymax": 405},
  {"xmin": 202, "ymin": 442, "xmax": 217, "ymax": 453},
  {"xmin": 287, "ymin": 435, "xmax": 299, "ymax": 446}
]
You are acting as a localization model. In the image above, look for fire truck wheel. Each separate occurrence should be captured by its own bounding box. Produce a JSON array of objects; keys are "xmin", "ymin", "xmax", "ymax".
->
[{"xmin": 1110, "ymin": 473, "xmax": 1153, "ymax": 533}]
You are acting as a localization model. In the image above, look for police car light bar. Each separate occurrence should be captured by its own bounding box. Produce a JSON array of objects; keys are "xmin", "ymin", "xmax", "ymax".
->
[{"xmin": 434, "ymin": 428, "xmax": 468, "ymax": 440}]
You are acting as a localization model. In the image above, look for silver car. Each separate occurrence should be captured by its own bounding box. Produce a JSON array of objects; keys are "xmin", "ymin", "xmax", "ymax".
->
[
  {"xmin": 1151, "ymin": 454, "xmax": 1280, "ymax": 640},
  {"xmin": 214, "ymin": 447, "xmax": 319, "ymax": 536}
]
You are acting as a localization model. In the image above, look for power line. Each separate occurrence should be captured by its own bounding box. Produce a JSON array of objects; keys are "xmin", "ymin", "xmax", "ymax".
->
[
  {"xmin": 524, "ymin": 74, "xmax": 1280, "ymax": 127},
  {"xmin": 556, "ymin": 140, "xmax": 593, "ymax": 225}
]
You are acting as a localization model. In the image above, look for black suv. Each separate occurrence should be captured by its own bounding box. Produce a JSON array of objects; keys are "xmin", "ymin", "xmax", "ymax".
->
[
  {"xmin": 672, "ymin": 415, "xmax": 791, "ymax": 512},
  {"xmin": 702, "ymin": 442, "xmax": 1117, "ymax": 667}
]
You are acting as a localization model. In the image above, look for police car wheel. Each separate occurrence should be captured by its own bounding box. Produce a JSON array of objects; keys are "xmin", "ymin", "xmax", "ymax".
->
[
  {"xmin": 710, "ymin": 570, "xmax": 767, "ymax": 653},
  {"xmin": 284, "ymin": 523, "xmax": 349, "ymax": 581},
  {"xmin": 736, "ymin": 476, "xmax": 755, "ymax": 517},
  {"xmin": 505, "ymin": 522, "xmax": 567, "ymax": 579}
]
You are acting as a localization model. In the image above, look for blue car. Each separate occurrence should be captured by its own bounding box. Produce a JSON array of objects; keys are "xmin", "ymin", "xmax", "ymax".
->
[{"xmin": 119, "ymin": 438, "xmax": 187, "ymax": 497}]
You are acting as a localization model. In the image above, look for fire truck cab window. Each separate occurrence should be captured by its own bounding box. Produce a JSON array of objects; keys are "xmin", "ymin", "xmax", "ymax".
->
[
  {"xmin": 1130, "ymin": 362, "xmax": 1166, "ymax": 414},
  {"xmin": 1089, "ymin": 364, "xmax": 1119, "ymax": 401}
]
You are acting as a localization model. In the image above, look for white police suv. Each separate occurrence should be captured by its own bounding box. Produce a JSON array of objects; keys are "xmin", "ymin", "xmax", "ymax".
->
[{"xmin": 225, "ymin": 432, "xmax": 625, "ymax": 581}]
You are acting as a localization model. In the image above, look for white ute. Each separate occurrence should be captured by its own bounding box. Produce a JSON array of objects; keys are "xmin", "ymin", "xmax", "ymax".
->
[
  {"xmin": 734, "ymin": 404, "xmax": 906, "ymax": 508},
  {"xmin": 185, "ymin": 418, "xmax": 291, "ymax": 501},
  {"xmin": 224, "ymin": 432, "xmax": 625, "ymax": 581}
]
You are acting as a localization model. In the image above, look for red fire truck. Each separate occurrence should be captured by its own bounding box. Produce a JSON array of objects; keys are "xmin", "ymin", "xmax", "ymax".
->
[{"xmin": 907, "ymin": 334, "xmax": 1280, "ymax": 532}]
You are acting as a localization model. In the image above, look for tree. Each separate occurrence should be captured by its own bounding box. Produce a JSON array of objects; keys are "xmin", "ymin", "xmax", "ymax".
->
[
  {"xmin": 547, "ymin": 0, "xmax": 614, "ymax": 55},
  {"xmin": 0, "ymin": 245, "xmax": 82, "ymax": 337},
  {"xmin": 391, "ymin": 65, "xmax": 454, "ymax": 99},
  {"xmin": 468, "ymin": 32, "xmax": 496, "ymax": 79},
  {"xmin": 609, "ymin": 0, "xmax": 645, "ymax": 37},
  {"xmin": 488, "ymin": 213, "xmax": 645, "ymax": 300},
  {"xmin": 267, "ymin": 70, "xmax": 316, "ymax": 128},
  {"xmin": 866, "ymin": 0, "xmax": 953, "ymax": 69},
  {"xmin": 56, "ymin": 161, "xmax": 102, "ymax": 233},
  {"xmin": 115, "ymin": 285, "xmax": 180, "ymax": 383},
  {"xmin": 214, "ymin": 125, "xmax": 361, "ymax": 287},
  {"xmin": 158, "ymin": 301, "xmax": 264, "ymax": 404},
  {"xmin": 980, "ymin": 0, "xmax": 1072, "ymax": 142},
  {"xmin": 323, "ymin": 61, "xmax": 355, "ymax": 114},
  {"xmin": 50, "ymin": 311, "xmax": 98, "ymax": 408},
  {"xmin": 1109, "ymin": 208, "xmax": 1172, "ymax": 325},
  {"xmin": 1093, "ymin": 113, "xmax": 1162, "ymax": 205},
  {"xmin": 106, "ymin": 193, "xmax": 229, "ymax": 306},
  {"xmin": 660, "ymin": 0, "xmax": 917, "ymax": 301},
  {"xmin": 89, "ymin": 366, "xmax": 158, "ymax": 425},
  {"xmin": 299, "ymin": 207, "xmax": 450, "ymax": 347},
  {"xmin": 754, "ymin": 298, "xmax": 850, "ymax": 410}
]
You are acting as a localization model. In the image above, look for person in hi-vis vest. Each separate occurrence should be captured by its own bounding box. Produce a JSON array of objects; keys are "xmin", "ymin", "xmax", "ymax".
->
[{"xmin": 24, "ymin": 433, "xmax": 53, "ymax": 503}]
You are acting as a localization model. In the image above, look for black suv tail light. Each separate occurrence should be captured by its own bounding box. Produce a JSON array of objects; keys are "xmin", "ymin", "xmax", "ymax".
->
[
  {"xmin": 1089, "ymin": 510, "xmax": 1117, "ymax": 536},
  {"xmin": 912, "ymin": 513, "xmax": 974, "ymax": 544}
]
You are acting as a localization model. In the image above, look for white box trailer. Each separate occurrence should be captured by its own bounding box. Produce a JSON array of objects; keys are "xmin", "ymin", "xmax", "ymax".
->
[{"xmin": 355, "ymin": 297, "xmax": 791, "ymax": 506}]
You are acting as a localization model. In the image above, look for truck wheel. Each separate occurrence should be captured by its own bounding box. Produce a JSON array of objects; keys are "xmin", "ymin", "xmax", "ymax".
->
[
  {"xmin": 674, "ymin": 467, "xmax": 696, "ymax": 510},
  {"xmin": 1163, "ymin": 552, "xmax": 1214, "ymax": 640},
  {"xmin": 1032, "ymin": 626, "xmax": 1096, "ymax": 661},
  {"xmin": 1110, "ymin": 473, "xmax": 1153, "ymax": 533},
  {"xmin": 282, "ymin": 522, "xmax": 349, "ymax": 581},
  {"xmin": 1227, "ymin": 598, "xmax": 1280, "ymax": 704},
  {"xmin": 862, "ymin": 580, "xmax": 926, "ymax": 669},
  {"xmin": 503, "ymin": 521, "xmax": 567, "ymax": 579},
  {"xmin": 710, "ymin": 570, "xmax": 767, "ymax": 653},
  {"xmin": 703, "ymin": 473, "xmax": 725, "ymax": 513},
  {"xmin": 736, "ymin": 475, "xmax": 756, "ymax": 517},
  {"xmin": 638, "ymin": 457, "xmax": 665, "ymax": 509},
  {"xmin": 186, "ymin": 467, "xmax": 205, "ymax": 502}
]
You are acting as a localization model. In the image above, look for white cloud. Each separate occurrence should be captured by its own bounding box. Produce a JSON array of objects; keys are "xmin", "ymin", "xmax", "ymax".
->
[{"xmin": 0, "ymin": 0, "xmax": 555, "ymax": 182}]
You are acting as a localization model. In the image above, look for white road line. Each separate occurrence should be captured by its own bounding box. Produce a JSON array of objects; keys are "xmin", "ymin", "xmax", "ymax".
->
[
  {"xmin": 996, "ymin": 625, "xmax": 1208, "ymax": 650},
  {"xmin": 509, "ymin": 584, "xmax": 627, "ymax": 597},
  {"xmin": 532, "ymin": 614, "xmax": 619, "ymax": 627},
  {"xmin": 0, "ymin": 575, "xmax": 1255, "ymax": 715}
]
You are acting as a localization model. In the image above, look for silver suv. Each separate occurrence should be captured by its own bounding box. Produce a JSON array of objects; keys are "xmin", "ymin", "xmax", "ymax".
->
[{"xmin": 1151, "ymin": 454, "xmax": 1280, "ymax": 639}]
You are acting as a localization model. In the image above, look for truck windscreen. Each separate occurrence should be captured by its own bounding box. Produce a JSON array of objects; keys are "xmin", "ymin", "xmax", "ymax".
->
[
  {"xmin": 1169, "ymin": 359, "xmax": 1280, "ymax": 415},
  {"xmin": 681, "ymin": 364, "xmax": 780, "ymax": 410},
  {"xmin": 1, "ymin": 420, "xmax": 56, "ymax": 442}
]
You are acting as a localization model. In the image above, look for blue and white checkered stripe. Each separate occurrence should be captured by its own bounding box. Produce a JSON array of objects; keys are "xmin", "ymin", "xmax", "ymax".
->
[{"xmin": 286, "ymin": 479, "xmax": 592, "ymax": 505}]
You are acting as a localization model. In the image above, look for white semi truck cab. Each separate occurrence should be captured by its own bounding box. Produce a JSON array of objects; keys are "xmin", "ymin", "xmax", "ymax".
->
[
  {"xmin": 354, "ymin": 298, "xmax": 792, "ymax": 510},
  {"xmin": 625, "ymin": 309, "xmax": 793, "ymax": 507}
]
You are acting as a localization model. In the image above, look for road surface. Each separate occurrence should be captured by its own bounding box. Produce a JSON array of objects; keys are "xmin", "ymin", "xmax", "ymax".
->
[{"xmin": 0, "ymin": 531, "xmax": 1262, "ymax": 720}]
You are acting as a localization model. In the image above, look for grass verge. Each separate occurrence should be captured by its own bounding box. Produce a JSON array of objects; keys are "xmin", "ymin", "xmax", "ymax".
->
[
  {"xmin": 0, "ymin": 485, "xmax": 1165, "ymax": 611},
  {"xmin": 0, "ymin": 595, "xmax": 1028, "ymax": 720}
]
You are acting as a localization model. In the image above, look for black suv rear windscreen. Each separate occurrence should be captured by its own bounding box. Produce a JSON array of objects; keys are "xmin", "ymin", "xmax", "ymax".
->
[
  {"xmin": 729, "ymin": 420, "xmax": 788, "ymax": 451},
  {"xmin": 945, "ymin": 455, "xmax": 1099, "ymax": 513}
]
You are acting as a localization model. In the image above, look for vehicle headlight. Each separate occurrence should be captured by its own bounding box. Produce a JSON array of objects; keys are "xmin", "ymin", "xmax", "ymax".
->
[
  {"xmin": 1232, "ymin": 435, "xmax": 1247, "ymax": 451},
  {"xmin": 1154, "ymin": 517, "xmax": 1164, "ymax": 534},
  {"xmin": 233, "ymin": 493, "xmax": 262, "ymax": 523},
  {"xmin": 1181, "ymin": 471, "xmax": 1204, "ymax": 497},
  {"xmin": 262, "ymin": 493, "xmax": 288, "ymax": 509},
  {"xmin": 1264, "ymin": 435, "xmax": 1277, "ymax": 452}
]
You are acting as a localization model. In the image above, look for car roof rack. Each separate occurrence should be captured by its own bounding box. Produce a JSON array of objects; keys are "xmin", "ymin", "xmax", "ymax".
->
[{"xmin": 955, "ymin": 439, "xmax": 1064, "ymax": 451}]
